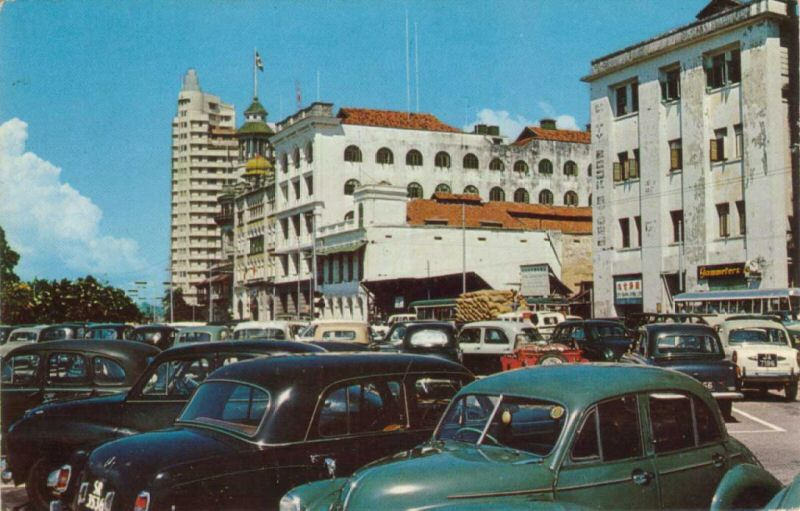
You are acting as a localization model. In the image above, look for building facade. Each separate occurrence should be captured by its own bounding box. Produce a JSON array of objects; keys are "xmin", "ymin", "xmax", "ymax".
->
[
  {"xmin": 170, "ymin": 69, "xmax": 239, "ymax": 305},
  {"xmin": 584, "ymin": 0, "xmax": 796, "ymax": 316}
]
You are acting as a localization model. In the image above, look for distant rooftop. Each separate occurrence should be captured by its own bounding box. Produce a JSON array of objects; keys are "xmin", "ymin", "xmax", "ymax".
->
[
  {"xmin": 513, "ymin": 125, "xmax": 591, "ymax": 146},
  {"xmin": 337, "ymin": 107, "xmax": 461, "ymax": 133},
  {"xmin": 181, "ymin": 69, "xmax": 201, "ymax": 92}
]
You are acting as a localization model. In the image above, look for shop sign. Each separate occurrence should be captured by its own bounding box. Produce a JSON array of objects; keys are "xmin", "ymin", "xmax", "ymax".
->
[
  {"xmin": 614, "ymin": 275, "xmax": 642, "ymax": 304},
  {"xmin": 520, "ymin": 264, "xmax": 550, "ymax": 297},
  {"xmin": 697, "ymin": 262, "xmax": 745, "ymax": 280}
]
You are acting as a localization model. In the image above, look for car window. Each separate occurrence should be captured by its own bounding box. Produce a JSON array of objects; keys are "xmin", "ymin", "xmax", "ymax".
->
[
  {"xmin": 458, "ymin": 328, "xmax": 481, "ymax": 344},
  {"xmin": 570, "ymin": 327, "xmax": 586, "ymax": 341},
  {"xmin": 485, "ymin": 329, "xmax": 509, "ymax": 345},
  {"xmin": 317, "ymin": 379, "xmax": 405, "ymax": 437},
  {"xmin": 550, "ymin": 327, "xmax": 568, "ymax": 342},
  {"xmin": 597, "ymin": 395, "xmax": 642, "ymax": 461},
  {"xmin": 41, "ymin": 328, "xmax": 70, "ymax": 341},
  {"xmin": 649, "ymin": 393, "xmax": 696, "ymax": 453},
  {"xmin": 654, "ymin": 335, "xmax": 721, "ymax": 356},
  {"xmin": 590, "ymin": 324, "xmax": 627, "ymax": 338},
  {"xmin": 694, "ymin": 396, "xmax": 722, "ymax": 444},
  {"xmin": 181, "ymin": 331, "xmax": 212, "ymax": 343},
  {"xmin": 408, "ymin": 376, "xmax": 465, "ymax": 429},
  {"xmin": 388, "ymin": 325, "xmax": 407, "ymax": 346},
  {"xmin": 571, "ymin": 409, "xmax": 600, "ymax": 461},
  {"xmin": 321, "ymin": 330, "xmax": 356, "ymax": 340},
  {"xmin": 47, "ymin": 353, "xmax": 89, "ymax": 384},
  {"xmin": 88, "ymin": 328, "xmax": 120, "ymax": 340},
  {"xmin": 141, "ymin": 357, "xmax": 211, "ymax": 397},
  {"xmin": 92, "ymin": 357, "xmax": 127, "ymax": 384},
  {"xmin": 520, "ymin": 328, "xmax": 543, "ymax": 342},
  {"xmin": 408, "ymin": 329, "xmax": 449, "ymax": 347},
  {"xmin": 728, "ymin": 327, "xmax": 789, "ymax": 346},
  {"xmin": 9, "ymin": 331, "xmax": 38, "ymax": 342},
  {"xmin": 1, "ymin": 354, "xmax": 41, "ymax": 385},
  {"xmin": 179, "ymin": 381, "xmax": 270, "ymax": 437}
]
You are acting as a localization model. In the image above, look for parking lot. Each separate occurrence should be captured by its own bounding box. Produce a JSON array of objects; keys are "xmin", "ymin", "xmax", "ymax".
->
[{"xmin": 2, "ymin": 391, "xmax": 796, "ymax": 510}]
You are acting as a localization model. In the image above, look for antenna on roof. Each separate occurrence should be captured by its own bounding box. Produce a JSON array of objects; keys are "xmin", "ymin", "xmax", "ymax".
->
[
  {"xmin": 405, "ymin": 9, "xmax": 411, "ymax": 117},
  {"xmin": 316, "ymin": 69, "xmax": 320, "ymax": 102},
  {"xmin": 414, "ymin": 21, "xmax": 419, "ymax": 113}
]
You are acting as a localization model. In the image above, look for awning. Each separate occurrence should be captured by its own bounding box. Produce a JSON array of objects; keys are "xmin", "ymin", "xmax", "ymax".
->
[
  {"xmin": 362, "ymin": 272, "xmax": 491, "ymax": 296},
  {"xmin": 316, "ymin": 240, "xmax": 367, "ymax": 256},
  {"xmin": 674, "ymin": 288, "xmax": 800, "ymax": 302}
]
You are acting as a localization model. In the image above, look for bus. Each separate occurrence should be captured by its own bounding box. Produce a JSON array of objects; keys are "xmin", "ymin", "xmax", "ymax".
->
[
  {"xmin": 408, "ymin": 298, "xmax": 457, "ymax": 321},
  {"xmin": 674, "ymin": 288, "xmax": 800, "ymax": 319}
]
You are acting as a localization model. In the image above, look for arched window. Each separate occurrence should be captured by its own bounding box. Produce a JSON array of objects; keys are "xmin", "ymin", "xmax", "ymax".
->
[
  {"xmin": 587, "ymin": 164, "xmax": 592, "ymax": 177},
  {"xmin": 406, "ymin": 149, "xmax": 423, "ymax": 166},
  {"xmin": 463, "ymin": 153, "xmax": 479, "ymax": 169},
  {"xmin": 539, "ymin": 189, "xmax": 554, "ymax": 205},
  {"xmin": 344, "ymin": 179, "xmax": 360, "ymax": 195},
  {"xmin": 344, "ymin": 211, "xmax": 354, "ymax": 221},
  {"xmin": 293, "ymin": 147, "xmax": 301, "ymax": 168},
  {"xmin": 305, "ymin": 142, "xmax": 313, "ymax": 163},
  {"xmin": 489, "ymin": 158, "xmax": 505, "ymax": 171},
  {"xmin": 588, "ymin": 194, "xmax": 593, "ymax": 206},
  {"xmin": 344, "ymin": 145, "xmax": 362, "ymax": 162},
  {"xmin": 376, "ymin": 147, "xmax": 394, "ymax": 164},
  {"xmin": 407, "ymin": 182, "xmax": 423, "ymax": 198},
  {"xmin": 463, "ymin": 185, "xmax": 479, "ymax": 195},
  {"xmin": 281, "ymin": 153, "xmax": 288, "ymax": 173},
  {"xmin": 435, "ymin": 183, "xmax": 451, "ymax": 194},
  {"xmin": 564, "ymin": 191, "xmax": 579, "ymax": 206},
  {"xmin": 489, "ymin": 187, "xmax": 505, "ymax": 202},
  {"xmin": 538, "ymin": 159, "xmax": 553, "ymax": 175},
  {"xmin": 513, "ymin": 160, "xmax": 529, "ymax": 173},
  {"xmin": 513, "ymin": 188, "xmax": 529, "ymax": 203},
  {"xmin": 564, "ymin": 160, "xmax": 577, "ymax": 176},
  {"xmin": 435, "ymin": 151, "xmax": 451, "ymax": 168}
]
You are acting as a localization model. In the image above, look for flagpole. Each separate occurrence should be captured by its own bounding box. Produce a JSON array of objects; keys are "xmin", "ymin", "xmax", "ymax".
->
[{"xmin": 253, "ymin": 47, "xmax": 257, "ymax": 98}]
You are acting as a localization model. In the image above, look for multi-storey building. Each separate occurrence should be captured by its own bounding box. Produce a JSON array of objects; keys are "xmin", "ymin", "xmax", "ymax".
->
[
  {"xmin": 252, "ymin": 103, "xmax": 592, "ymax": 319},
  {"xmin": 584, "ymin": 0, "xmax": 797, "ymax": 316},
  {"xmin": 170, "ymin": 69, "xmax": 238, "ymax": 305}
]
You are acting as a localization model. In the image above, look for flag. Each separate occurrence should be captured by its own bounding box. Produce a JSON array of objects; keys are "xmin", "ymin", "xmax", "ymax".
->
[{"xmin": 255, "ymin": 51, "xmax": 264, "ymax": 72}]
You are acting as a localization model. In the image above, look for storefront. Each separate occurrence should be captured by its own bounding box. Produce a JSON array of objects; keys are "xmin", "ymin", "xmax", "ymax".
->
[{"xmin": 614, "ymin": 274, "xmax": 643, "ymax": 317}]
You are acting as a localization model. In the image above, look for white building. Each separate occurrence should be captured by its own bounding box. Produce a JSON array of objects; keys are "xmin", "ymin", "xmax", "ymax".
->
[
  {"xmin": 584, "ymin": 0, "xmax": 796, "ymax": 316},
  {"xmin": 253, "ymin": 103, "xmax": 593, "ymax": 319},
  {"xmin": 170, "ymin": 69, "xmax": 239, "ymax": 305}
]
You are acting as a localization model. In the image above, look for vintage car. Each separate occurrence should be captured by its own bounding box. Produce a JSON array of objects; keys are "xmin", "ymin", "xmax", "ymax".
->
[
  {"xmin": 0, "ymin": 325, "xmax": 48, "ymax": 359},
  {"xmin": 500, "ymin": 333, "xmax": 586, "ymax": 370},
  {"xmin": 1, "ymin": 340, "xmax": 159, "ymax": 441},
  {"xmin": 458, "ymin": 320, "xmax": 543, "ymax": 374},
  {"xmin": 232, "ymin": 320, "xmax": 295, "ymax": 340},
  {"xmin": 296, "ymin": 320, "xmax": 372, "ymax": 343},
  {"xmin": 624, "ymin": 312, "xmax": 711, "ymax": 331},
  {"xmin": 129, "ymin": 324, "xmax": 178, "ymax": 350},
  {"xmin": 622, "ymin": 323, "xmax": 742, "ymax": 417},
  {"xmin": 374, "ymin": 321, "xmax": 461, "ymax": 363},
  {"xmin": 174, "ymin": 325, "xmax": 231, "ymax": 344},
  {"xmin": 84, "ymin": 323, "xmax": 134, "ymax": 340},
  {"xmin": 5, "ymin": 340, "xmax": 325, "ymax": 510},
  {"xmin": 40, "ymin": 323, "xmax": 89, "ymax": 342},
  {"xmin": 55, "ymin": 353, "xmax": 472, "ymax": 510},
  {"xmin": 549, "ymin": 319, "xmax": 633, "ymax": 361},
  {"xmin": 716, "ymin": 317, "xmax": 799, "ymax": 400},
  {"xmin": 282, "ymin": 364, "xmax": 765, "ymax": 511}
]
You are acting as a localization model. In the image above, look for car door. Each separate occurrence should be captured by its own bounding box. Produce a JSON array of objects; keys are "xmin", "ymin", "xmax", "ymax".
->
[
  {"xmin": 1, "ymin": 352, "xmax": 43, "ymax": 433},
  {"xmin": 43, "ymin": 351, "xmax": 95, "ymax": 402},
  {"xmin": 556, "ymin": 395, "xmax": 660, "ymax": 509},
  {"xmin": 458, "ymin": 327, "xmax": 483, "ymax": 372},
  {"xmin": 646, "ymin": 391, "xmax": 730, "ymax": 509}
]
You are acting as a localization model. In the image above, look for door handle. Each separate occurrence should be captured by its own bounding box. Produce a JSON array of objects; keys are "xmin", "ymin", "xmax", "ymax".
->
[
  {"xmin": 712, "ymin": 453, "xmax": 726, "ymax": 469},
  {"xmin": 631, "ymin": 468, "xmax": 654, "ymax": 486}
]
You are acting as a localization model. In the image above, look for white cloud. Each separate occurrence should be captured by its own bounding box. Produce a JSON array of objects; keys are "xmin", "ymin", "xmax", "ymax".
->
[
  {"xmin": 0, "ymin": 118, "xmax": 146, "ymax": 279},
  {"xmin": 465, "ymin": 105, "xmax": 581, "ymax": 138}
]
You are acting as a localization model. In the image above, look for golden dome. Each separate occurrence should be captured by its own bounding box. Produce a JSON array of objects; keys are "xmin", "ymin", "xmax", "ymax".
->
[{"xmin": 243, "ymin": 155, "xmax": 273, "ymax": 178}]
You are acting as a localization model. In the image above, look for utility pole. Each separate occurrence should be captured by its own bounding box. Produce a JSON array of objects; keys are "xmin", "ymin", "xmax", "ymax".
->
[
  {"xmin": 792, "ymin": 0, "xmax": 800, "ymax": 286},
  {"xmin": 461, "ymin": 201, "xmax": 466, "ymax": 295},
  {"xmin": 310, "ymin": 212, "xmax": 317, "ymax": 319}
]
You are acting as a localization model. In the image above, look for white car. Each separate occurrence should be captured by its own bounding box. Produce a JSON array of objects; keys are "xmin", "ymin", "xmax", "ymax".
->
[
  {"xmin": 458, "ymin": 320, "xmax": 543, "ymax": 375},
  {"xmin": 0, "ymin": 325, "xmax": 46, "ymax": 360},
  {"xmin": 716, "ymin": 317, "xmax": 799, "ymax": 401},
  {"xmin": 232, "ymin": 321, "xmax": 293, "ymax": 340}
]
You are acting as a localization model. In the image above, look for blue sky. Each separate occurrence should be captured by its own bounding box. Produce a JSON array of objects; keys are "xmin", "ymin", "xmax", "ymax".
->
[{"xmin": 0, "ymin": 0, "xmax": 708, "ymax": 296}]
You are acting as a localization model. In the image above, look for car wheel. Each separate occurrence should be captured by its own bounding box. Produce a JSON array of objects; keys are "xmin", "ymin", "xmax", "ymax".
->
[
  {"xmin": 538, "ymin": 354, "xmax": 567, "ymax": 365},
  {"xmin": 26, "ymin": 458, "xmax": 58, "ymax": 511},
  {"xmin": 718, "ymin": 400, "xmax": 732, "ymax": 420},
  {"xmin": 785, "ymin": 381, "xmax": 798, "ymax": 402}
]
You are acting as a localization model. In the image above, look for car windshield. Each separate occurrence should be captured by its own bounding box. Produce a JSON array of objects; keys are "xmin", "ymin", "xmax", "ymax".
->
[
  {"xmin": 179, "ymin": 331, "xmax": 212, "ymax": 343},
  {"xmin": 520, "ymin": 328, "xmax": 543, "ymax": 343},
  {"xmin": 178, "ymin": 381, "xmax": 271, "ymax": 438},
  {"xmin": 728, "ymin": 328, "xmax": 789, "ymax": 346},
  {"xmin": 436, "ymin": 394, "xmax": 567, "ymax": 456},
  {"xmin": 654, "ymin": 334, "xmax": 721, "ymax": 356},
  {"xmin": 589, "ymin": 324, "xmax": 626, "ymax": 338},
  {"xmin": 234, "ymin": 328, "xmax": 286, "ymax": 340},
  {"xmin": 131, "ymin": 330, "xmax": 164, "ymax": 343}
]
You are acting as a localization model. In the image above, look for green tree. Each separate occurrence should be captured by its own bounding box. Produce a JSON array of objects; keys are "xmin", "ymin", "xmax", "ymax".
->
[
  {"xmin": 0, "ymin": 226, "xmax": 20, "ymax": 284},
  {"xmin": 162, "ymin": 287, "xmax": 200, "ymax": 322}
]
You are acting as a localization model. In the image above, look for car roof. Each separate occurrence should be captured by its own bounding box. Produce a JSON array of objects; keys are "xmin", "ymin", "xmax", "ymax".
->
[
  {"xmin": 177, "ymin": 325, "xmax": 229, "ymax": 333},
  {"xmin": 7, "ymin": 339, "xmax": 160, "ymax": 358},
  {"xmin": 557, "ymin": 320, "xmax": 623, "ymax": 327},
  {"xmin": 721, "ymin": 319, "xmax": 788, "ymax": 329},
  {"xmin": 466, "ymin": 363, "xmax": 709, "ymax": 411},
  {"xmin": 158, "ymin": 339, "xmax": 324, "ymax": 358},
  {"xmin": 10, "ymin": 325, "xmax": 48, "ymax": 333},
  {"xmin": 234, "ymin": 321, "xmax": 290, "ymax": 329},
  {"xmin": 87, "ymin": 323, "xmax": 130, "ymax": 328},
  {"xmin": 643, "ymin": 323, "xmax": 717, "ymax": 335},
  {"xmin": 207, "ymin": 352, "xmax": 467, "ymax": 390}
]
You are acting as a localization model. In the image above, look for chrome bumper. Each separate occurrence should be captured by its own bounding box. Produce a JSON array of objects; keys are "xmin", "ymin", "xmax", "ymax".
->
[{"xmin": 712, "ymin": 391, "xmax": 744, "ymax": 400}]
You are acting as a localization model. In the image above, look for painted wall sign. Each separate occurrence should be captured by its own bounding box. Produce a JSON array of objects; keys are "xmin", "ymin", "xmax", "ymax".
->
[
  {"xmin": 697, "ymin": 262, "xmax": 745, "ymax": 280},
  {"xmin": 614, "ymin": 275, "xmax": 642, "ymax": 304}
]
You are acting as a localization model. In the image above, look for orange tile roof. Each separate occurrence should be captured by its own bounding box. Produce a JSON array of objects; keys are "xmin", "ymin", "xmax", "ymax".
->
[
  {"xmin": 407, "ymin": 196, "xmax": 592, "ymax": 234},
  {"xmin": 338, "ymin": 108, "xmax": 461, "ymax": 133},
  {"xmin": 513, "ymin": 126, "xmax": 591, "ymax": 146}
]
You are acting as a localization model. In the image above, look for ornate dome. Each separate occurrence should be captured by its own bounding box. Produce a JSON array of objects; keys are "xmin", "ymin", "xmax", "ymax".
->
[{"xmin": 243, "ymin": 155, "xmax": 273, "ymax": 178}]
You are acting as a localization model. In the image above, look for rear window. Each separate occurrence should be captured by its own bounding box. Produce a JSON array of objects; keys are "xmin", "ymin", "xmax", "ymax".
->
[
  {"xmin": 728, "ymin": 328, "xmax": 789, "ymax": 346},
  {"xmin": 47, "ymin": 353, "xmax": 89, "ymax": 384},
  {"xmin": 179, "ymin": 381, "xmax": 271, "ymax": 437},
  {"xmin": 93, "ymin": 357, "xmax": 127, "ymax": 384},
  {"xmin": 87, "ymin": 328, "xmax": 120, "ymax": 340},
  {"xmin": 1, "ymin": 354, "xmax": 41, "ymax": 385},
  {"xmin": 321, "ymin": 330, "xmax": 357, "ymax": 341},
  {"xmin": 179, "ymin": 331, "xmax": 212, "ymax": 343},
  {"xmin": 654, "ymin": 334, "xmax": 721, "ymax": 356},
  {"xmin": 589, "ymin": 324, "xmax": 626, "ymax": 338},
  {"xmin": 234, "ymin": 328, "xmax": 286, "ymax": 340}
]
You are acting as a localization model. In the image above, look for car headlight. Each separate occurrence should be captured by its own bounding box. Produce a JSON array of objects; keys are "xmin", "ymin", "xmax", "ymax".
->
[{"xmin": 279, "ymin": 494, "xmax": 304, "ymax": 511}]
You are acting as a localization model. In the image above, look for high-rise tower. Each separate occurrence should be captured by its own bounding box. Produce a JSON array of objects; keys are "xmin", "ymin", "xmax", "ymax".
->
[{"xmin": 170, "ymin": 69, "xmax": 238, "ymax": 306}]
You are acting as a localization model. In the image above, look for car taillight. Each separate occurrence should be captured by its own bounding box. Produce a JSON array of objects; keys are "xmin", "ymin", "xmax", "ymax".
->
[
  {"xmin": 133, "ymin": 491, "xmax": 150, "ymax": 511},
  {"xmin": 47, "ymin": 465, "xmax": 71, "ymax": 494}
]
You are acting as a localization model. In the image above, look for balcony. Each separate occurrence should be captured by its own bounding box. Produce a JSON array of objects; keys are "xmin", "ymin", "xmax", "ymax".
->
[
  {"xmin": 214, "ymin": 211, "xmax": 233, "ymax": 226},
  {"xmin": 319, "ymin": 218, "xmax": 357, "ymax": 236}
]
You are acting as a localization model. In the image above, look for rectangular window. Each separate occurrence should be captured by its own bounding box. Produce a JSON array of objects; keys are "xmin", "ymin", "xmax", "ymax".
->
[
  {"xmin": 619, "ymin": 218, "xmax": 630, "ymax": 249},
  {"xmin": 671, "ymin": 210, "xmax": 684, "ymax": 243},
  {"xmin": 634, "ymin": 216, "xmax": 642, "ymax": 247},
  {"xmin": 669, "ymin": 139, "xmax": 682, "ymax": 171},
  {"xmin": 736, "ymin": 200, "xmax": 746, "ymax": 235},
  {"xmin": 717, "ymin": 203, "xmax": 730, "ymax": 238},
  {"xmin": 660, "ymin": 67, "xmax": 681, "ymax": 101},
  {"xmin": 734, "ymin": 124, "xmax": 743, "ymax": 159},
  {"xmin": 710, "ymin": 128, "xmax": 726, "ymax": 162},
  {"xmin": 615, "ymin": 85, "xmax": 627, "ymax": 116},
  {"xmin": 630, "ymin": 82, "xmax": 639, "ymax": 113},
  {"xmin": 305, "ymin": 176, "xmax": 314, "ymax": 196},
  {"xmin": 614, "ymin": 81, "xmax": 638, "ymax": 116},
  {"xmin": 706, "ymin": 48, "xmax": 741, "ymax": 89}
]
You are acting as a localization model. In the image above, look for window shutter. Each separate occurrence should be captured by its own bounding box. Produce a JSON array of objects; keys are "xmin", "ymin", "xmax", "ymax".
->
[
  {"xmin": 670, "ymin": 148, "xmax": 679, "ymax": 170},
  {"xmin": 613, "ymin": 162, "xmax": 622, "ymax": 182},
  {"xmin": 630, "ymin": 159, "xmax": 639, "ymax": 179},
  {"xmin": 710, "ymin": 139, "xmax": 718, "ymax": 161},
  {"xmin": 717, "ymin": 138, "xmax": 725, "ymax": 160},
  {"xmin": 623, "ymin": 159, "xmax": 631, "ymax": 180}
]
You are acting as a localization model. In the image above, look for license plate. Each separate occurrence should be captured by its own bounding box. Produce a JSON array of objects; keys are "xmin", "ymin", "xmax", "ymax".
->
[
  {"xmin": 757, "ymin": 354, "xmax": 777, "ymax": 368},
  {"xmin": 81, "ymin": 480, "xmax": 114, "ymax": 511}
]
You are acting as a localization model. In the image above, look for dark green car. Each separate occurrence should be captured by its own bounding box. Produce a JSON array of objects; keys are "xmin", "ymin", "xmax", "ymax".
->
[{"xmin": 282, "ymin": 364, "xmax": 766, "ymax": 510}]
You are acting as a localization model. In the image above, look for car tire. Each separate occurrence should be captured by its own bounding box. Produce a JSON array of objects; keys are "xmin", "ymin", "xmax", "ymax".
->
[
  {"xmin": 25, "ymin": 458, "xmax": 57, "ymax": 511},
  {"xmin": 538, "ymin": 354, "xmax": 567, "ymax": 365},
  {"xmin": 785, "ymin": 381, "xmax": 798, "ymax": 402},
  {"xmin": 718, "ymin": 400, "xmax": 732, "ymax": 420}
]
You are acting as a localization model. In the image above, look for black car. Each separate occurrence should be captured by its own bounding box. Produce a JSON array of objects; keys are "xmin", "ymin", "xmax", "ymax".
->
[
  {"xmin": 549, "ymin": 320, "xmax": 633, "ymax": 361},
  {"xmin": 129, "ymin": 325, "xmax": 179, "ymax": 350},
  {"xmin": 622, "ymin": 323, "xmax": 743, "ymax": 418},
  {"xmin": 84, "ymin": 324, "xmax": 134, "ymax": 340},
  {"xmin": 40, "ymin": 323, "xmax": 89, "ymax": 342},
  {"xmin": 4, "ymin": 340, "xmax": 324, "ymax": 510},
  {"xmin": 374, "ymin": 321, "xmax": 461, "ymax": 363},
  {"xmin": 60, "ymin": 353, "xmax": 472, "ymax": 510},
  {"xmin": 623, "ymin": 312, "xmax": 710, "ymax": 331}
]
